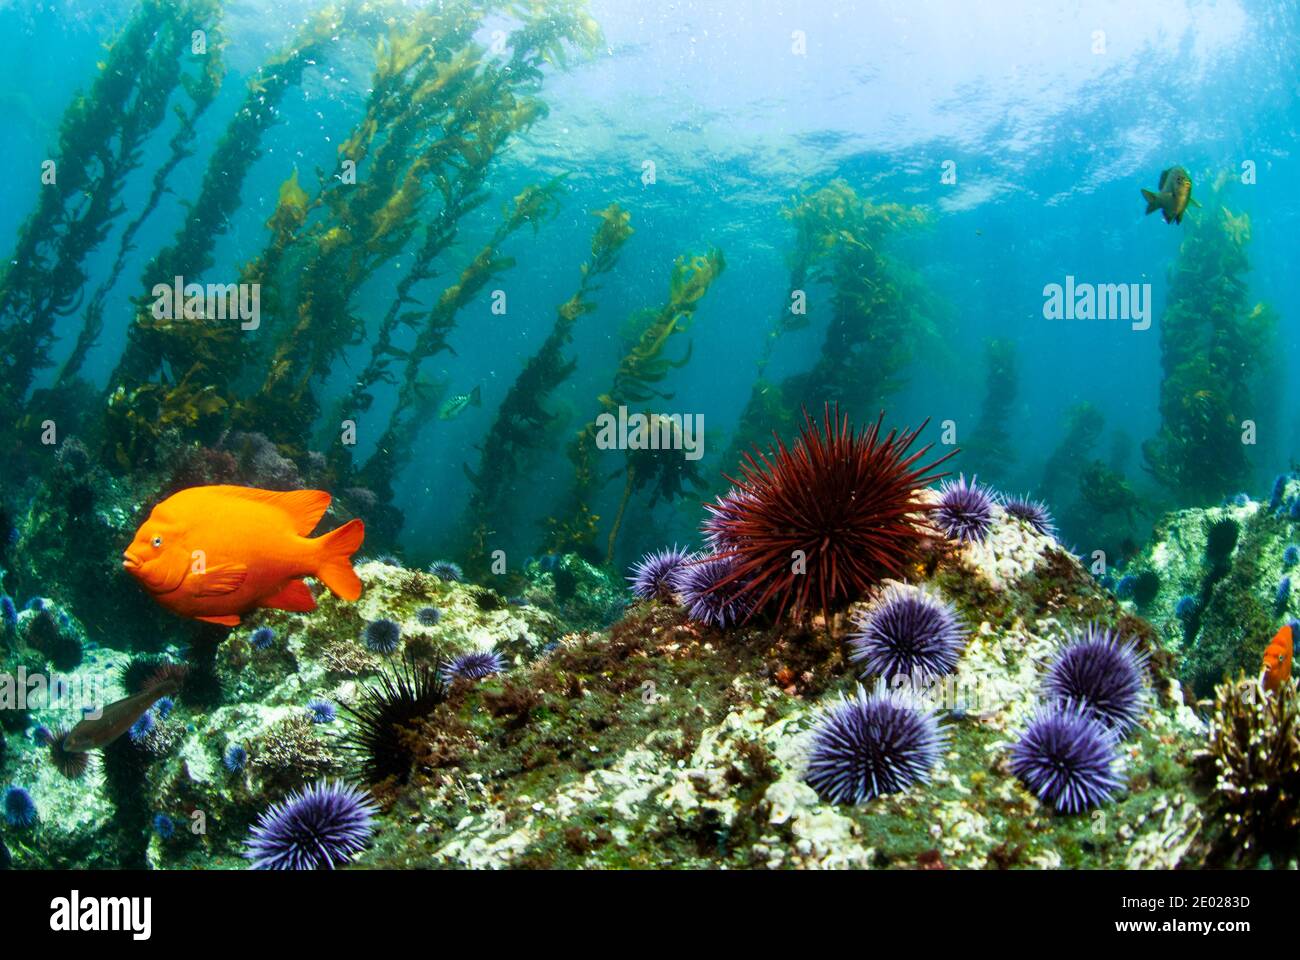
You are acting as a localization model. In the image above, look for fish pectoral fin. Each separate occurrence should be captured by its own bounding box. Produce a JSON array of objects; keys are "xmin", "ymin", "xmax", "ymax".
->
[
  {"xmin": 1189, "ymin": 197, "xmax": 1202, "ymax": 209},
  {"xmin": 1158, "ymin": 168, "xmax": 1171, "ymax": 190},
  {"xmin": 260, "ymin": 579, "xmax": 317, "ymax": 613},
  {"xmin": 197, "ymin": 614, "xmax": 241, "ymax": 627},
  {"xmin": 192, "ymin": 563, "xmax": 248, "ymax": 597}
]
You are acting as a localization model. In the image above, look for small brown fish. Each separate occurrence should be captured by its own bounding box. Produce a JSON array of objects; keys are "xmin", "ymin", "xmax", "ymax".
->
[
  {"xmin": 62, "ymin": 670, "xmax": 184, "ymax": 753},
  {"xmin": 1141, "ymin": 166, "xmax": 1200, "ymax": 225}
]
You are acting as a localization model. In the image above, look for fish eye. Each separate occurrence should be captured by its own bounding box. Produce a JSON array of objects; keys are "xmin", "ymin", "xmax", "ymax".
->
[{"xmin": 151, "ymin": 536, "xmax": 163, "ymax": 548}]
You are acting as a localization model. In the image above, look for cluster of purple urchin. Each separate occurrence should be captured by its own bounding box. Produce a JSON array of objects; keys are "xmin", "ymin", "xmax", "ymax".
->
[
  {"xmin": 628, "ymin": 545, "xmax": 755, "ymax": 629},
  {"xmin": 932, "ymin": 475, "xmax": 1057, "ymax": 545},
  {"xmin": 1009, "ymin": 624, "xmax": 1149, "ymax": 813}
]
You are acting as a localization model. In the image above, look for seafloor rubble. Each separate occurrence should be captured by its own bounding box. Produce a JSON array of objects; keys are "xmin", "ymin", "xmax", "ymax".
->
[{"xmin": 5, "ymin": 500, "xmax": 1247, "ymax": 870}]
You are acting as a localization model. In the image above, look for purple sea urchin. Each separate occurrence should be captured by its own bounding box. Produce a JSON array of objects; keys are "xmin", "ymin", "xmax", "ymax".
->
[
  {"xmin": 1042, "ymin": 624, "xmax": 1149, "ymax": 735},
  {"xmin": 416, "ymin": 606, "xmax": 441, "ymax": 627},
  {"xmin": 1009, "ymin": 699, "xmax": 1123, "ymax": 813},
  {"xmin": 673, "ymin": 553, "xmax": 755, "ymax": 628},
  {"xmin": 128, "ymin": 710, "xmax": 155, "ymax": 744},
  {"xmin": 803, "ymin": 681, "xmax": 947, "ymax": 804},
  {"xmin": 3, "ymin": 786, "xmax": 36, "ymax": 828},
  {"xmin": 224, "ymin": 744, "xmax": 248, "ymax": 772},
  {"xmin": 427, "ymin": 560, "xmax": 463, "ymax": 582},
  {"xmin": 307, "ymin": 700, "xmax": 337, "ymax": 724},
  {"xmin": 849, "ymin": 585, "xmax": 967, "ymax": 682},
  {"xmin": 443, "ymin": 649, "xmax": 507, "ymax": 682},
  {"xmin": 363, "ymin": 618, "xmax": 401, "ymax": 655},
  {"xmin": 1002, "ymin": 495, "xmax": 1056, "ymax": 538},
  {"xmin": 628, "ymin": 545, "xmax": 693, "ymax": 601},
  {"xmin": 701, "ymin": 488, "xmax": 753, "ymax": 553},
  {"xmin": 244, "ymin": 779, "xmax": 378, "ymax": 870},
  {"xmin": 934, "ymin": 474, "xmax": 996, "ymax": 544}
]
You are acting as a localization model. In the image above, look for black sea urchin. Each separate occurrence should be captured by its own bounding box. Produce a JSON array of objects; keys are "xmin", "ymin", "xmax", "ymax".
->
[
  {"xmin": 40, "ymin": 726, "xmax": 91, "ymax": 780},
  {"xmin": 707, "ymin": 405, "xmax": 952, "ymax": 621},
  {"xmin": 804, "ymin": 681, "xmax": 947, "ymax": 804},
  {"xmin": 340, "ymin": 655, "xmax": 448, "ymax": 786}
]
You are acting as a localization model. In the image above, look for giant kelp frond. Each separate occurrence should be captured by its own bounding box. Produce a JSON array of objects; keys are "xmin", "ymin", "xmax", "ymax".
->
[
  {"xmin": 719, "ymin": 180, "xmax": 930, "ymax": 479},
  {"xmin": 602, "ymin": 249, "xmax": 725, "ymax": 409},
  {"xmin": 0, "ymin": 0, "xmax": 224, "ymax": 441},
  {"xmin": 1142, "ymin": 177, "xmax": 1276, "ymax": 504},
  {"xmin": 100, "ymin": 1, "xmax": 377, "ymax": 470},
  {"xmin": 458, "ymin": 203, "xmax": 633, "ymax": 567},
  {"xmin": 544, "ymin": 244, "xmax": 724, "ymax": 558}
]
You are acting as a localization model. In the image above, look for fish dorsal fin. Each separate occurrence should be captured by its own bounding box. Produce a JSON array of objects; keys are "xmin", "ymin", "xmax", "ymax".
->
[
  {"xmin": 210, "ymin": 486, "xmax": 332, "ymax": 536},
  {"xmin": 470, "ymin": 384, "xmax": 482, "ymax": 406},
  {"xmin": 1158, "ymin": 168, "xmax": 1171, "ymax": 190}
]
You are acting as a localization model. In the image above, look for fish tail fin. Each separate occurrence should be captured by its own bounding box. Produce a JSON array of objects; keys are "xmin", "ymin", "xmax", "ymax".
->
[
  {"xmin": 1141, "ymin": 189, "xmax": 1161, "ymax": 215},
  {"xmin": 315, "ymin": 519, "xmax": 365, "ymax": 601}
]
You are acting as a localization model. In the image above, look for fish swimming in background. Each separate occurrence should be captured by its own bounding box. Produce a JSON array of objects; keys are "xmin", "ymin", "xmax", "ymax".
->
[
  {"xmin": 123, "ymin": 485, "xmax": 365, "ymax": 627},
  {"xmin": 62, "ymin": 666, "xmax": 185, "ymax": 753},
  {"xmin": 438, "ymin": 384, "xmax": 482, "ymax": 420},
  {"xmin": 1141, "ymin": 166, "xmax": 1200, "ymax": 224},
  {"xmin": 1262, "ymin": 622, "xmax": 1293, "ymax": 692}
]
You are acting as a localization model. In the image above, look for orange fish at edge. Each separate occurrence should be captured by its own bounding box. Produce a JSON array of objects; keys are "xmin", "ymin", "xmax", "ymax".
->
[
  {"xmin": 123, "ymin": 485, "xmax": 364, "ymax": 627},
  {"xmin": 1262, "ymin": 623, "xmax": 1293, "ymax": 693}
]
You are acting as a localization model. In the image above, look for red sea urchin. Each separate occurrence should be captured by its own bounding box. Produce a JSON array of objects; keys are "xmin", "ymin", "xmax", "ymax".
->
[{"xmin": 707, "ymin": 405, "xmax": 953, "ymax": 621}]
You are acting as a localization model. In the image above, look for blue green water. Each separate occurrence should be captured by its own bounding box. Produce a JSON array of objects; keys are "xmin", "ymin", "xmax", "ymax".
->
[{"xmin": 1, "ymin": 0, "xmax": 1296, "ymax": 565}]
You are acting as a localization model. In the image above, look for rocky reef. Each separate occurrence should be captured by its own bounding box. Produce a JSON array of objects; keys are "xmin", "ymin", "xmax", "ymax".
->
[
  {"xmin": 1119, "ymin": 475, "xmax": 1299, "ymax": 697},
  {"xmin": 5, "ymin": 497, "xmax": 1246, "ymax": 870}
]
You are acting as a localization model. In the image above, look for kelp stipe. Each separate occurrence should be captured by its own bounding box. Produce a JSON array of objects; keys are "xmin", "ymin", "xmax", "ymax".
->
[
  {"xmin": 543, "ymin": 247, "xmax": 725, "ymax": 559},
  {"xmin": 458, "ymin": 203, "xmax": 634, "ymax": 571},
  {"xmin": 1142, "ymin": 174, "xmax": 1278, "ymax": 506}
]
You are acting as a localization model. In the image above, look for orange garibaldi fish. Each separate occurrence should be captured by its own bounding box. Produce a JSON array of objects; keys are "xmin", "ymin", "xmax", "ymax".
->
[
  {"xmin": 123, "ymin": 485, "xmax": 365, "ymax": 627},
  {"xmin": 1262, "ymin": 623, "xmax": 1293, "ymax": 693}
]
